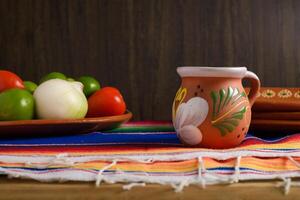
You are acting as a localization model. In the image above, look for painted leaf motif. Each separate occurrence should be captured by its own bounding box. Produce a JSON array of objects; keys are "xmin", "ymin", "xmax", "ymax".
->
[{"xmin": 211, "ymin": 87, "xmax": 247, "ymax": 136}]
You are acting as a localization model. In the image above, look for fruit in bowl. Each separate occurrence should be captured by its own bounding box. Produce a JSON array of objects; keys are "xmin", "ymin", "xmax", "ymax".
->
[
  {"xmin": 0, "ymin": 70, "xmax": 127, "ymax": 121},
  {"xmin": 0, "ymin": 88, "xmax": 35, "ymax": 121},
  {"xmin": 87, "ymin": 87, "xmax": 126, "ymax": 117},
  {"xmin": 78, "ymin": 76, "xmax": 101, "ymax": 97},
  {"xmin": 0, "ymin": 70, "xmax": 25, "ymax": 92}
]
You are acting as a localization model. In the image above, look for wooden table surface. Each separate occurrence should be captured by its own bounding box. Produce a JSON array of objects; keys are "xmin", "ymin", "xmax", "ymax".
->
[{"xmin": 0, "ymin": 177, "xmax": 299, "ymax": 200}]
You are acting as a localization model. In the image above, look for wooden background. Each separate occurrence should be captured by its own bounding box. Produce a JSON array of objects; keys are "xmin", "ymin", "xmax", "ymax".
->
[{"xmin": 0, "ymin": 0, "xmax": 299, "ymax": 120}]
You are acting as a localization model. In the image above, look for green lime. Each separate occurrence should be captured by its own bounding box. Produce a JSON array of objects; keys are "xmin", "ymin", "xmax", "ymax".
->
[
  {"xmin": 78, "ymin": 76, "xmax": 101, "ymax": 96},
  {"xmin": 67, "ymin": 77, "xmax": 75, "ymax": 82},
  {"xmin": 24, "ymin": 81, "xmax": 37, "ymax": 93},
  {"xmin": 40, "ymin": 72, "xmax": 67, "ymax": 83},
  {"xmin": 0, "ymin": 89, "xmax": 35, "ymax": 121}
]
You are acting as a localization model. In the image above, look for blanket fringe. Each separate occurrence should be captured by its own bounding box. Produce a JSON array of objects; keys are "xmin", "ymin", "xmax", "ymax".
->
[
  {"xmin": 287, "ymin": 156, "xmax": 300, "ymax": 168},
  {"xmin": 123, "ymin": 182, "xmax": 146, "ymax": 190},
  {"xmin": 2, "ymin": 153, "xmax": 300, "ymax": 195},
  {"xmin": 197, "ymin": 156, "xmax": 206, "ymax": 188},
  {"xmin": 171, "ymin": 179, "xmax": 191, "ymax": 193},
  {"xmin": 231, "ymin": 156, "xmax": 242, "ymax": 183},
  {"xmin": 276, "ymin": 177, "xmax": 300, "ymax": 195},
  {"xmin": 25, "ymin": 153, "xmax": 75, "ymax": 169},
  {"xmin": 95, "ymin": 160, "xmax": 118, "ymax": 187}
]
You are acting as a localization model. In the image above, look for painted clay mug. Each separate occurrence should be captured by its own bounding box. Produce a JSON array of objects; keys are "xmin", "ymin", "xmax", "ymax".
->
[{"xmin": 172, "ymin": 67, "xmax": 260, "ymax": 149}]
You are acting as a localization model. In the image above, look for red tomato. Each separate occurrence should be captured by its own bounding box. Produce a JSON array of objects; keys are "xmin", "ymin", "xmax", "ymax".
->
[
  {"xmin": 0, "ymin": 70, "xmax": 24, "ymax": 92},
  {"xmin": 87, "ymin": 87, "xmax": 126, "ymax": 117}
]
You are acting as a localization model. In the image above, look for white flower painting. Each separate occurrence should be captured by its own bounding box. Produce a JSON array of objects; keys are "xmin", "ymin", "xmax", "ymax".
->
[{"xmin": 173, "ymin": 97, "xmax": 209, "ymax": 145}]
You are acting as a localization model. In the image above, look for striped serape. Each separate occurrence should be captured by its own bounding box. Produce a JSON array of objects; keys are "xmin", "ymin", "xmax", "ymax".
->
[{"xmin": 0, "ymin": 121, "xmax": 299, "ymax": 192}]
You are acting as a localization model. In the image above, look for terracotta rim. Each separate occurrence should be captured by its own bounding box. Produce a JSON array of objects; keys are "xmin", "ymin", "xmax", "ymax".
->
[
  {"xmin": 0, "ymin": 111, "xmax": 132, "ymax": 126},
  {"xmin": 177, "ymin": 66, "xmax": 247, "ymax": 78}
]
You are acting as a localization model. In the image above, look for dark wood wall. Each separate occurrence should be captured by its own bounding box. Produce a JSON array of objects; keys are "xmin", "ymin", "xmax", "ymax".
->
[{"xmin": 0, "ymin": 0, "xmax": 299, "ymax": 120}]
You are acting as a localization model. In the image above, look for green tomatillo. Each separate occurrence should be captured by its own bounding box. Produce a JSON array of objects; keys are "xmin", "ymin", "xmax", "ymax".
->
[
  {"xmin": 0, "ymin": 89, "xmax": 35, "ymax": 121},
  {"xmin": 78, "ymin": 76, "xmax": 101, "ymax": 97}
]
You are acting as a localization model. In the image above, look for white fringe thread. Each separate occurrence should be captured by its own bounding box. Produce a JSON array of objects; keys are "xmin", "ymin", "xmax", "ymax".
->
[
  {"xmin": 198, "ymin": 156, "xmax": 206, "ymax": 188},
  {"xmin": 171, "ymin": 179, "xmax": 191, "ymax": 193},
  {"xmin": 95, "ymin": 160, "xmax": 118, "ymax": 187},
  {"xmin": 171, "ymin": 156, "xmax": 207, "ymax": 193},
  {"xmin": 25, "ymin": 153, "xmax": 75, "ymax": 169},
  {"xmin": 276, "ymin": 156, "xmax": 300, "ymax": 195},
  {"xmin": 231, "ymin": 156, "xmax": 242, "ymax": 183},
  {"xmin": 288, "ymin": 156, "xmax": 300, "ymax": 168},
  {"xmin": 123, "ymin": 182, "xmax": 146, "ymax": 190}
]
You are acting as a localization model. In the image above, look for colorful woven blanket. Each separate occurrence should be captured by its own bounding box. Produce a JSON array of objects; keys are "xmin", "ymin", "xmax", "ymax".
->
[{"xmin": 0, "ymin": 122, "xmax": 299, "ymax": 193}]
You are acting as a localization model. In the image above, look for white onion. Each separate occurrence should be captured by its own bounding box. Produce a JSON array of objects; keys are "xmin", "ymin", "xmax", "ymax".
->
[{"xmin": 33, "ymin": 79, "xmax": 88, "ymax": 119}]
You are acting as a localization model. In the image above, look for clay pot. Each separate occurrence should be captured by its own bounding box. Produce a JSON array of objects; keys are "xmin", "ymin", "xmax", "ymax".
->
[{"xmin": 172, "ymin": 67, "xmax": 260, "ymax": 149}]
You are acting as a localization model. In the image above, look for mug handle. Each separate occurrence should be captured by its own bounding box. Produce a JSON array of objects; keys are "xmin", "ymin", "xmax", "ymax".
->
[{"xmin": 243, "ymin": 71, "xmax": 261, "ymax": 107}]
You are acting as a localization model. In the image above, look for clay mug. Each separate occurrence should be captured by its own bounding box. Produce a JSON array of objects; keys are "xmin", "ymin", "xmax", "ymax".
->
[{"xmin": 172, "ymin": 67, "xmax": 260, "ymax": 149}]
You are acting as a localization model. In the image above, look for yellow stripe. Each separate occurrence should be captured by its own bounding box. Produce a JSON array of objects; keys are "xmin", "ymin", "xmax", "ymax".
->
[{"xmin": 2, "ymin": 157, "xmax": 299, "ymax": 173}]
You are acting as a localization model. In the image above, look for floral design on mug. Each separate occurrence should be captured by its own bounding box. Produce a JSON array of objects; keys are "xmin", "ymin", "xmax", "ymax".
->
[
  {"xmin": 294, "ymin": 91, "xmax": 300, "ymax": 98},
  {"xmin": 172, "ymin": 87, "xmax": 187, "ymax": 119},
  {"xmin": 173, "ymin": 97, "xmax": 209, "ymax": 145},
  {"xmin": 278, "ymin": 89, "xmax": 292, "ymax": 98},
  {"xmin": 210, "ymin": 87, "xmax": 247, "ymax": 136},
  {"xmin": 261, "ymin": 89, "xmax": 276, "ymax": 98}
]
